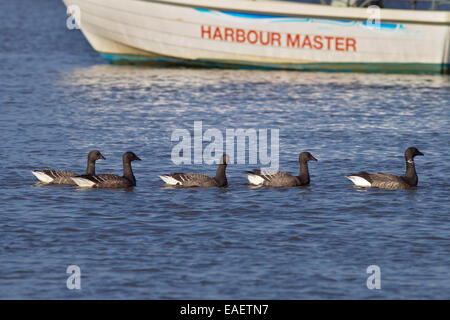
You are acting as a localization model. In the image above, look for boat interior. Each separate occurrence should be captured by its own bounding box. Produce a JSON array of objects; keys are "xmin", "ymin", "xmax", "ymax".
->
[{"xmin": 278, "ymin": 0, "xmax": 450, "ymax": 10}]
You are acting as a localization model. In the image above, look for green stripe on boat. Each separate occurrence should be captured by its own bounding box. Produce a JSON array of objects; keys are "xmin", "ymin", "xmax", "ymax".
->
[{"xmin": 99, "ymin": 52, "xmax": 449, "ymax": 74}]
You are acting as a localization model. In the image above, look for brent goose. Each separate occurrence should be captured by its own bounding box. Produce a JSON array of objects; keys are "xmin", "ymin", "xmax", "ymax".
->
[
  {"xmin": 244, "ymin": 152, "xmax": 318, "ymax": 187},
  {"xmin": 31, "ymin": 150, "xmax": 105, "ymax": 184},
  {"xmin": 159, "ymin": 154, "xmax": 228, "ymax": 187},
  {"xmin": 346, "ymin": 147, "xmax": 424, "ymax": 190},
  {"xmin": 71, "ymin": 152, "xmax": 141, "ymax": 188}
]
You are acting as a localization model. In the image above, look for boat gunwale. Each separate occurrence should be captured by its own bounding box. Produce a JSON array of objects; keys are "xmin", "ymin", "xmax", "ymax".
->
[{"xmin": 141, "ymin": 0, "xmax": 450, "ymax": 26}]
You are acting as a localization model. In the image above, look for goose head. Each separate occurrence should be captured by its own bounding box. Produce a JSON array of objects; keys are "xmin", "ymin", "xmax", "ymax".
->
[
  {"xmin": 299, "ymin": 152, "xmax": 318, "ymax": 163},
  {"xmin": 123, "ymin": 151, "xmax": 141, "ymax": 162},
  {"xmin": 405, "ymin": 147, "xmax": 424, "ymax": 160},
  {"xmin": 88, "ymin": 150, "xmax": 106, "ymax": 161}
]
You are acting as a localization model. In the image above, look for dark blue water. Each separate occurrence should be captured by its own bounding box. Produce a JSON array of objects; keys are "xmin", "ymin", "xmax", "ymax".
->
[{"xmin": 0, "ymin": 0, "xmax": 449, "ymax": 299}]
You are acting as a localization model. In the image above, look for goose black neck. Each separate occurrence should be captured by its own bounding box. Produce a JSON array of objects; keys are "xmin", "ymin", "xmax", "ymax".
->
[
  {"xmin": 85, "ymin": 158, "xmax": 96, "ymax": 175},
  {"xmin": 299, "ymin": 161, "xmax": 310, "ymax": 183},
  {"xmin": 404, "ymin": 158, "xmax": 418, "ymax": 186},
  {"xmin": 123, "ymin": 159, "xmax": 136, "ymax": 185},
  {"xmin": 215, "ymin": 164, "xmax": 227, "ymax": 186}
]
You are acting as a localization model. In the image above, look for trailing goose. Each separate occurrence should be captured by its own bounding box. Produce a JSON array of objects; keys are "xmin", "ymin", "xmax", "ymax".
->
[
  {"xmin": 346, "ymin": 147, "xmax": 424, "ymax": 190},
  {"xmin": 71, "ymin": 152, "xmax": 141, "ymax": 188},
  {"xmin": 244, "ymin": 152, "xmax": 318, "ymax": 187},
  {"xmin": 31, "ymin": 150, "xmax": 105, "ymax": 184},
  {"xmin": 159, "ymin": 154, "xmax": 228, "ymax": 187}
]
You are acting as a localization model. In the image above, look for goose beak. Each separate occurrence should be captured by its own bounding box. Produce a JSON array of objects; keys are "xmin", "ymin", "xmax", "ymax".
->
[
  {"xmin": 135, "ymin": 156, "xmax": 142, "ymax": 161},
  {"xmin": 417, "ymin": 151, "xmax": 424, "ymax": 156},
  {"xmin": 99, "ymin": 154, "xmax": 106, "ymax": 160},
  {"xmin": 311, "ymin": 155, "xmax": 318, "ymax": 161}
]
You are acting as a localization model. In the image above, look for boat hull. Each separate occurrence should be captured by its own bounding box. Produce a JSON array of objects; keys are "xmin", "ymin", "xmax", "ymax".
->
[{"xmin": 63, "ymin": 0, "xmax": 450, "ymax": 73}]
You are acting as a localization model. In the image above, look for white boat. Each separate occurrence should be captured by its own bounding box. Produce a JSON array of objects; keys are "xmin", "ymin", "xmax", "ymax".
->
[{"xmin": 63, "ymin": 0, "xmax": 450, "ymax": 73}]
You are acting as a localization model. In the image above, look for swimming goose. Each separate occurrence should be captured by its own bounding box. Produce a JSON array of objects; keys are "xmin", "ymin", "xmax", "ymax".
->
[
  {"xmin": 71, "ymin": 152, "xmax": 141, "ymax": 188},
  {"xmin": 31, "ymin": 150, "xmax": 106, "ymax": 184},
  {"xmin": 346, "ymin": 147, "xmax": 424, "ymax": 190},
  {"xmin": 159, "ymin": 154, "xmax": 228, "ymax": 187},
  {"xmin": 244, "ymin": 152, "xmax": 318, "ymax": 187}
]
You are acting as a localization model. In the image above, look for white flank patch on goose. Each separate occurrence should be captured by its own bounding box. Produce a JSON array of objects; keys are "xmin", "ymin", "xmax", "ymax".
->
[
  {"xmin": 346, "ymin": 176, "xmax": 372, "ymax": 187},
  {"xmin": 159, "ymin": 175, "xmax": 181, "ymax": 185},
  {"xmin": 31, "ymin": 171, "xmax": 54, "ymax": 183},
  {"xmin": 247, "ymin": 174, "xmax": 265, "ymax": 185},
  {"xmin": 71, "ymin": 177, "xmax": 96, "ymax": 188}
]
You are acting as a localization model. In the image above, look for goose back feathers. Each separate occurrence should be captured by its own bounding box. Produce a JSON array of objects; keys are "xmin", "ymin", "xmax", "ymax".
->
[
  {"xmin": 346, "ymin": 147, "xmax": 424, "ymax": 190},
  {"xmin": 31, "ymin": 150, "xmax": 105, "ymax": 184},
  {"xmin": 244, "ymin": 152, "xmax": 317, "ymax": 187},
  {"xmin": 159, "ymin": 154, "xmax": 228, "ymax": 188},
  {"xmin": 71, "ymin": 152, "xmax": 141, "ymax": 188}
]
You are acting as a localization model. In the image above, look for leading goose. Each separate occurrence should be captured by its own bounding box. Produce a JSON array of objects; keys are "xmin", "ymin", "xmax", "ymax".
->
[
  {"xmin": 31, "ymin": 150, "xmax": 106, "ymax": 184},
  {"xmin": 346, "ymin": 147, "xmax": 424, "ymax": 190},
  {"xmin": 159, "ymin": 154, "xmax": 228, "ymax": 188},
  {"xmin": 71, "ymin": 152, "xmax": 141, "ymax": 188},
  {"xmin": 244, "ymin": 152, "xmax": 318, "ymax": 187}
]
